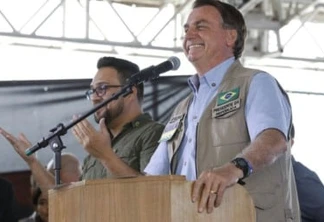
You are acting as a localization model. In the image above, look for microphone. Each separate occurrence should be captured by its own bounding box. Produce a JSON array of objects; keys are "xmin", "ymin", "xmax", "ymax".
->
[{"xmin": 128, "ymin": 56, "xmax": 180, "ymax": 84}]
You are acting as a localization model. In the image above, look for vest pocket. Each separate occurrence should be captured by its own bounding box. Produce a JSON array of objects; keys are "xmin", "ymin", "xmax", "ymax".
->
[
  {"xmin": 251, "ymin": 190, "xmax": 277, "ymax": 210},
  {"xmin": 248, "ymin": 171, "xmax": 281, "ymax": 210}
]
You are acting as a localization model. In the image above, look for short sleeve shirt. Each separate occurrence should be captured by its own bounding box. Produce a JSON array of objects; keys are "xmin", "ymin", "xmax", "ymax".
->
[{"xmin": 81, "ymin": 113, "xmax": 164, "ymax": 180}]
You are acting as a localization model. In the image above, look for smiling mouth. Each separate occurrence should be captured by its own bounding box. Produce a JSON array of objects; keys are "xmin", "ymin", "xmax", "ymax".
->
[{"xmin": 188, "ymin": 44, "xmax": 204, "ymax": 51}]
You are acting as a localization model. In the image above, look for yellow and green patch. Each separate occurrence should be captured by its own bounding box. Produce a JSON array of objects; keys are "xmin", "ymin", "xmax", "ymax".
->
[{"xmin": 217, "ymin": 87, "xmax": 240, "ymax": 106}]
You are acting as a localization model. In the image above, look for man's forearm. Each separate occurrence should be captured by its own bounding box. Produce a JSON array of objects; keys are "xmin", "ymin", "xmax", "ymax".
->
[
  {"xmin": 28, "ymin": 159, "xmax": 56, "ymax": 193},
  {"xmin": 241, "ymin": 129, "xmax": 288, "ymax": 172}
]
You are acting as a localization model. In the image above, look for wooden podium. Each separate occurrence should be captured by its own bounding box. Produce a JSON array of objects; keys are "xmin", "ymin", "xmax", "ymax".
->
[{"xmin": 48, "ymin": 175, "xmax": 255, "ymax": 222}]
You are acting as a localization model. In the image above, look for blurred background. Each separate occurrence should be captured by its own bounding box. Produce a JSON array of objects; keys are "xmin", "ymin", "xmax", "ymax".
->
[{"xmin": 0, "ymin": 0, "xmax": 323, "ymax": 218}]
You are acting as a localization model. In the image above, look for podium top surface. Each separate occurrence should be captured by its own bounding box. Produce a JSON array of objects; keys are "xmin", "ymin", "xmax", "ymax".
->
[{"xmin": 49, "ymin": 175, "xmax": 187, "ymax": 192}]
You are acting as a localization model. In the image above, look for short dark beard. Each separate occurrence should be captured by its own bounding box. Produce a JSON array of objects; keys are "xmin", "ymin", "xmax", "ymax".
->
[{"xmin": 93, "ymin": 101, "xmax": 124, "ymax": 128}]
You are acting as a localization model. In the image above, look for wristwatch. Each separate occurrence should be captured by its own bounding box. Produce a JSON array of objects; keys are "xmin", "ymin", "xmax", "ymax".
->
[{"xmin": 231, "ymin": 157, "xmax": 253, "ymax": 180}]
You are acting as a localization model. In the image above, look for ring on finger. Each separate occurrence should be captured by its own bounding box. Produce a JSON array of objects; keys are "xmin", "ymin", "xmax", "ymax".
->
[{"xmin": 210, "ymin": 190, "xmax": 217, "ymax": 195}]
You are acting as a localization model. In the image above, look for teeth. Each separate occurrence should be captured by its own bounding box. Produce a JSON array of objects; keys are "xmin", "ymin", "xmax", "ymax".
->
[{"xmin": 188, "ymin": 44, "xmax": 203, "ymax": 50}]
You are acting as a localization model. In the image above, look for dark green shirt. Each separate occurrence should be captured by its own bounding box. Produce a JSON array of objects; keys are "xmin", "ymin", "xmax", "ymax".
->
[{"xmin": 81, "ymin": 113, "xmax": 164, "ymax": 180}]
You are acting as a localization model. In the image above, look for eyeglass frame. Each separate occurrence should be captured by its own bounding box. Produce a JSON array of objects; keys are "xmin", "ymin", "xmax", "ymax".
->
[{"xmin": 85, "ymin": 84, "xmax": 124, "ymax": 100}]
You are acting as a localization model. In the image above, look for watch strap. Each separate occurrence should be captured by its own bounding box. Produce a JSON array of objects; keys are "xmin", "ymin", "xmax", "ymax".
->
[{"xmin": 231, "ymin": 157, "xmax": 253, "ymax": 180}]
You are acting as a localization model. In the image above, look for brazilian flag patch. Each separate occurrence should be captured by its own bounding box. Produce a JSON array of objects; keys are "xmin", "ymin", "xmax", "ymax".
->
[
  {"xmin": 217, "ymin": 87, "xmax": 240, "ymax": 106},
  {"xmin": 213, "ymin": 87, "xmax": 241, "ymax": 118}
]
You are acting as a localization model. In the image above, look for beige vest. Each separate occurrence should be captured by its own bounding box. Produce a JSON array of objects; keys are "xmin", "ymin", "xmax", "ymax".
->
[{"xmin": 167, "ymin": 61, "xmax": 300, "ymax": 222}]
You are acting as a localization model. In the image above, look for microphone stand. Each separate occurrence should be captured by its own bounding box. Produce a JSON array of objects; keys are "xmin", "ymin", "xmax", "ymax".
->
[
  {"xmin": 24, "ymin": 55, "xmax": 180, "ymax": 186},
  {"xmin": 25, "ymin": 83, "xmax": 135, "ymax": 186}
]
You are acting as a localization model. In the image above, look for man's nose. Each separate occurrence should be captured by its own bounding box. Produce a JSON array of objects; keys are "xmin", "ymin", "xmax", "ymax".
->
[
  {"xmin": 184, "ymin": 27, "xmax": 198, "ymax": 39},
  {"xmin": 90, "ymin": 93, "xmax": 102, "ymax": 103}
]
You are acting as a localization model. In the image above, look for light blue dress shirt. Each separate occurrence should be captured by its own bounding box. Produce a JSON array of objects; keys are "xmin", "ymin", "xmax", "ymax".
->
[{"xmin": 144, "ymin": 57, "xmax": 291, "ymax": 181}]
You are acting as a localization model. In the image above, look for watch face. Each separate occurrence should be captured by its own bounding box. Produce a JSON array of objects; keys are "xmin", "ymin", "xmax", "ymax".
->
[
  {"xmin": 237, "ymin": 158, "xmax": 245, "ymax": 166},
  {"xmin": 232, "ymin": 158, "xmax": 252, "ymax": 178}
]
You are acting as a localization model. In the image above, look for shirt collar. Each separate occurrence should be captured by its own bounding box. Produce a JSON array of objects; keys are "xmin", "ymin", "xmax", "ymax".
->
[
  {"xmin": 112, "ymin": 113, "xmax": 152, "ymax": 141},
  {"xmin": 188, "ymin": 57, "xmax": 235, "ymax": 93},
  {"xmin": 122, "ymin": 113, "xmax": 152, "ymax": 130}
]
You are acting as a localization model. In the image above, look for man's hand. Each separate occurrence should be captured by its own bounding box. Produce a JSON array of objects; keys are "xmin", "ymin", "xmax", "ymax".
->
[
  {"xmin": 0, "ymin": 127, "xmax": 59, "ymax": 194},
  {"xmin": 192, "ymin": 163, "xmax": 243, "ymax": 214},
  {"xmin": 72, "ymin": 117, "xmax": 112, "ymax": 160},
  {"xmin": 0, "ymin": 127, "xmax": 36, "ymax": 164}
]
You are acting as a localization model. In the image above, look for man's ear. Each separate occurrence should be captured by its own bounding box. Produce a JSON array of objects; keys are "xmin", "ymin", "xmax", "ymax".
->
[{"xmin": 226, "ymin": 29, "xmax": 237, "ymax": 47}]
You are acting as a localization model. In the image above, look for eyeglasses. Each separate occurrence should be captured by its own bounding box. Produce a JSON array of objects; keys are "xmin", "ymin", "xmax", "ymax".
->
[{"xmin": 85, "ymin": 84, "xmax": 123, "ymax": 100}]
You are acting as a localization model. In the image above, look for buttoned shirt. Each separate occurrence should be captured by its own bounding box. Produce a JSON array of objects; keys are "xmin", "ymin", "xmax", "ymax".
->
[
  {"xmin": 144, "ymin": 57, "xmax": 291, "ymax": 181},
  {"xmin": 82, "ymin": 113, "xmax": 164, "ymax": 180}
]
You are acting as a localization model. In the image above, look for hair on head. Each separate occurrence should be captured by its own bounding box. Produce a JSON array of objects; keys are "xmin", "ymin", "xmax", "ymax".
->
[{"xmin": 96, "ymin": 57, "xmax": 144, "ymax": 103}]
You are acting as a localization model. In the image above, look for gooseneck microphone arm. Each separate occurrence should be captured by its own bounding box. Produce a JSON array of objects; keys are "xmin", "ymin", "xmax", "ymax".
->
[{"xmin": 24, "ymin": 56, "xmax": 181, "ymax": 185}]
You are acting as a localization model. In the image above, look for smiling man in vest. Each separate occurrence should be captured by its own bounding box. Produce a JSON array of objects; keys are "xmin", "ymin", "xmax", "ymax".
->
[{"xmin": 144, "ymin": 0, "xmax": 300, "ymax": 221}]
